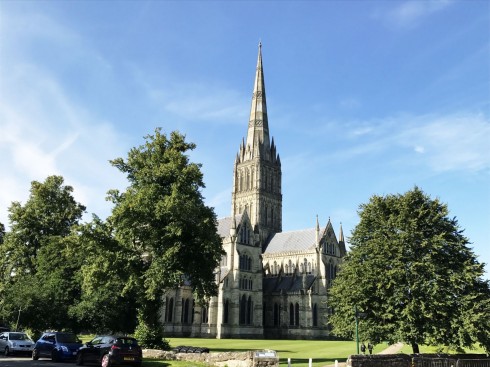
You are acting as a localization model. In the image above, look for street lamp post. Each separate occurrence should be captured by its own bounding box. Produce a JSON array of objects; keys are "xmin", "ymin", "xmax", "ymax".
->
[
  {"xmin": 354, "ymin": 306, "xmax": 366, "ymax": 354},
  {"xmin": 355, "ymin": 305, "xmax": 359, "ymax": 354}
]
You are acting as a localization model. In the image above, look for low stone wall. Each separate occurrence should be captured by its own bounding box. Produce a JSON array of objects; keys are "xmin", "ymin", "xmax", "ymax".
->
[
  {"xmin": 143, "ymin": 349, "xmax": 279, "ymax": 367},
  {"xmin": 143, "ymin": 349, "xmax": 253, "ymax": 366},
  {"xmin": 346, "ymin": 354, "xmax": 490, "ymax": 367},
  {"xmin": 346, "ymin": 354, "xmax": 411, "ymax": 367}
]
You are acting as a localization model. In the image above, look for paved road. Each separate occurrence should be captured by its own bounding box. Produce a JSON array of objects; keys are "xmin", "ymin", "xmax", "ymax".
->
[{"xmin": 0, "ymin": 355, "xmax": 75, "ymax": 367}]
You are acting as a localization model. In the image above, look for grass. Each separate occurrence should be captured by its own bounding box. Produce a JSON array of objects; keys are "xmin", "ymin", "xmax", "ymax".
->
[
  {"xmin": 164, "ymin": 338, "xmax": 373, "ymax": 367},
  {"xmin": 78, "ymin": 335, "xmax": 487, "ymax": 367}
]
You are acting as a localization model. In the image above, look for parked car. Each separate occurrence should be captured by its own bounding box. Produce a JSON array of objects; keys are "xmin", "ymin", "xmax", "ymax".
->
[
  {"xmin": 0, "ymin": 331, "xmax": 35, "ymax": 356},
  {"xmin": 32, "ymin": 331, "xmax": 83, "ymax": 362},
  {"xmin": 76, "ymin": 335, "xmax": 142, "ymax": 367}
]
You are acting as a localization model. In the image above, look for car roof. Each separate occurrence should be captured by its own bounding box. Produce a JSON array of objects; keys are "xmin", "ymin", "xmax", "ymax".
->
[{"xmin": 94, "ymin": 335, "xmax": 136, "ymax": 339}]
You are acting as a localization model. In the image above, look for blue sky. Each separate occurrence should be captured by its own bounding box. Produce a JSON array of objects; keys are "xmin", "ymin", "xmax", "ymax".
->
[{"xmin": 0, "ymin": 1, "xmax": 489, "ymax": 279}]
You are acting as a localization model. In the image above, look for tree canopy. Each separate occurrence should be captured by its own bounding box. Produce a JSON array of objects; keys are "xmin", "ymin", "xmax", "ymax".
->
[
  {"xmin": 107, "ymin": 128, "xmax": 224, "ymax": 302},
  {"xmin": 107, "ymin": 128, "xmax": 223, "ymax": 347},
  {"xmin": 328, "ymin": 187, "xmax": 490, "ymax": 353},
  {"xmin": 0, "ymin": 176, "xmax": 86, "ymax": 332}
]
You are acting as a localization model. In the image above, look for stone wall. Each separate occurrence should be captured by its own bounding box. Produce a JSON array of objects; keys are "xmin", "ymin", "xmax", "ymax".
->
[
  {"xmin": 346, "ymin": 354, "xmax": 411, "ymax": 367},
  {"xmin": 143, "ymin": 349, "xmax": 279, "ymax": 367},
  {"xmin": 346, "ymin": 354, "xmax": 490, "ymax": 367}
]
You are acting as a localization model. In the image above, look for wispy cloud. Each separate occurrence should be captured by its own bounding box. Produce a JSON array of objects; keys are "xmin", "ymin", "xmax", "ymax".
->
[
  {"xmin": 288, "ymin": 112, "xmax": 490, "ymax": 178},
  {"xmin": 374, "ymin": 0, "xmax": 454, "ymax": 29},
  {"xmin": 0, "ymin": 7, "xmax": 128, "ymax": 227},
  {"xmin": 397, "ymin": 113, "xmax": 490, "ymax": 172},
  {"xmin": 140, "ymin": 75, "xmax": 249, "ymax": 124}
]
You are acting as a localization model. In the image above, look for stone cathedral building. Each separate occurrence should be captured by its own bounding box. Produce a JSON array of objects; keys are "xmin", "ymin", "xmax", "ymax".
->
[{"xmin": 161, "ymin": 44, "xmax": 346, "ymax": 339}]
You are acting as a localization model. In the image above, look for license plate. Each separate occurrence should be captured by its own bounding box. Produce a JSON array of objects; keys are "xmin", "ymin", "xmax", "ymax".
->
[
  {"xmin": 124, "ymin": 357, "xmax": 135, "ymax": 361},
  {"xmin": 73, "ymin": 352, "xmax": 77, "ymax": 355}
]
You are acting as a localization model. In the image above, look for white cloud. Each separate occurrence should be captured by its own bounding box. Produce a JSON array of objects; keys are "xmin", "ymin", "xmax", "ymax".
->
[
  {"xmin": 0, "ymin": 7, "xmax": 128, "ymax": 228},
  {"xmin": 375, "ymin": 0, "xmax": 453, "ymax": 29},
  {"xmin": 144, "ymin": 79, "xmax": 248, "ymax": 124},
  {"xmin": 397, "ymin": 113, "xmax": 490, "ymax": 172},
  {"xmin": 301, "ymin": 112, "xmax": 490, "ymax": 176}
]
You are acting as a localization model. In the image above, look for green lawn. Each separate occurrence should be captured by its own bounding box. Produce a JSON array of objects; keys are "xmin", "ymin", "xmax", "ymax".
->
[
  {"xmin": 79, "ymin": 335, "xmax": 486, "ymax": 367},
  {"xmin": 164, "ymin": 338, "xmax": 377, "ymax": 367}
]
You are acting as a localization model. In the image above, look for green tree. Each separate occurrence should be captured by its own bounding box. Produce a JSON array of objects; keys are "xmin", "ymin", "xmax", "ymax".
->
[
  {"xmin": 69, "ymin": 216, "xmax": 139, "ymax": 333},
  {"xmin": 329, "ymin": 187, "xmax": 490, "ymax": 354},
  {"xmin": 107, "ymin": 128, "xmax": 224, "ymax": 346},
  {"xmin": 0, "ymin": 222, "xmax": 5, "ymax": 244},
  {"xmin": 0, "ymin": 176, "xmax": 86, "ymax": 330}
]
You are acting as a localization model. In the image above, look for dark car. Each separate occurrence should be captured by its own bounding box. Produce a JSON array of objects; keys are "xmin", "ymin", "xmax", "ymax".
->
[
  {"xmin": 32, "ymin": 331, "xmax": 83, "ymax": 362},
  {"xmin": 76, "ymin": 335, "xmax": 142, "ymax": 367}
]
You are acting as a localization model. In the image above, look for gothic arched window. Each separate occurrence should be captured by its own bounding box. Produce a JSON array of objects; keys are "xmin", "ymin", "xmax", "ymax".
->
[
  {"xmin": 201, "ymin": 305, "xmax": 208, "ymax": 324},
  {"xmin": 166, "ymin": 297, "xmax": 174, "ymax": 322},
  {"xmin": 312, "ymin": 304, "xmax": 318, "ymax": 327},
  {"xmin": 289, "ymin": 303, "xmax": 294, "ymax": 326},
  {"xmin": 295, "ymin": 303, "xmax": 300, "ymax": 326},
  {"xmin": 240, "ymin": 295, "xmax": 247, "ymax": 325},
  {"xmin": 224, "ymin": 299, "xmax": 229, "ymax": 324},
  {"xmin": 246, "ymin": 296, "xmax": 252, "ymax": 324}
]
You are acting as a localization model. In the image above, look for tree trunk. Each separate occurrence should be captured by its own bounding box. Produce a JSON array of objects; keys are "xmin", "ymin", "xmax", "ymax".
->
[{"xmin": 411, "ymin": 343, "xmax": 420, "ymax": 354}]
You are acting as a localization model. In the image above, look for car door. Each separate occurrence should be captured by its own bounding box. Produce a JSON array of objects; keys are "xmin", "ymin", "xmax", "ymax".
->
[
  {"xmin": 41, "ymin": 334, "xmax": 56, "ymax": 357},
  {"xmin": 83, "ymin": 336, "xmax": 103, "ymax": 363},
  {"xmin": 0, "ymin": 333, "xmax": 6, "ymax": 351},
  {"xmin": 98, "ymin": 336, "xmax": 115, "ymax": 360}
]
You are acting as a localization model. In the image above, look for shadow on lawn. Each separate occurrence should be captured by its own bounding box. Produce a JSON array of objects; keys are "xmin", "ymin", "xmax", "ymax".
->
[
  {"xmin": 280, "ymin": 357, "xmax": 346, "ymax": 365},
  {"xmin": 204, "ymin": 347, "xmax": 293, "ymax": 353}
]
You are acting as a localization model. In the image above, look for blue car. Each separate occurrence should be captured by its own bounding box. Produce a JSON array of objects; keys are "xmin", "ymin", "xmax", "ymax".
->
[{"xmin": 32, "ymin": 331, "xmax": 83, "ymax": 362}]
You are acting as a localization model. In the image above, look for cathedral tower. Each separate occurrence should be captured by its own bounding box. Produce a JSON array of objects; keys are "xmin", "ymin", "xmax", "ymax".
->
[{"xmin": 231, "ymin": 43, "xmax": 282, "ymax": 244}]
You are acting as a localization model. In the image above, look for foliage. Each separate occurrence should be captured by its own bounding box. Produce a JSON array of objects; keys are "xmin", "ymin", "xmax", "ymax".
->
[
  {"xmin": 69, "ymin": 216, "xmax": 139, "ymax": 334},
  {"xmin": 0, "ymin": 222, "xmax": 4, "ymax": 245},
  {"xmin": 108, "ymin": 128, "xmax": 224, "ymax": 302},
  {"xmin": 0, "ymin": 176, "xmax": 85, "ymax": 331},
  {"xmin": 134, "ymin": 307, "xmax": 169, "ymax": 350},
  {"xmin": 107, "ymin": 128, "xmax": 224, "ymax": 337},
  {"xmin": 328, "ymin": 186, "xmax": 490, "ymax": 354}
]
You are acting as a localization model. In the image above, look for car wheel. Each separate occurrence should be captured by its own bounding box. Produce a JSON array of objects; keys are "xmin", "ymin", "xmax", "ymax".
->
[
  {"xmin": 52, "ymin": 350, "xmax": 60, "ymax": 362},
  {"xmin": 101, "ymin": 354, "xmax": 111, "ymax": 367},
  {"xmin": 4, "ymin": 346, "xmax": 9, "ymax": 356},
  {"xmin": 76, "ymin": 352, "xmax": 84, "ymax": 366},
  {"xmin": 32, "ymin": 349, "xmax": 39, "ymax": 360}
]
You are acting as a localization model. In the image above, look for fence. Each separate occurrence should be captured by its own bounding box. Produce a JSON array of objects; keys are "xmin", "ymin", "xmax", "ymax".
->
[{"xmin": 346, "ymin": 354, "xmax": 490, "ymax": 367}]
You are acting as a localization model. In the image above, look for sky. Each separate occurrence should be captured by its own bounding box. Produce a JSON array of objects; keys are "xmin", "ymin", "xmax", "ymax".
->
[{"xmin": 0, "ymin": 0, "xmax": 489, "ymax": 279}]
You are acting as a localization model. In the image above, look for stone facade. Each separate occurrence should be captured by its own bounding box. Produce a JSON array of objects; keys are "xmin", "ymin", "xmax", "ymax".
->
[{"xmin": 161, "ymin": 43, "xmax": 345, "ymax": 339}]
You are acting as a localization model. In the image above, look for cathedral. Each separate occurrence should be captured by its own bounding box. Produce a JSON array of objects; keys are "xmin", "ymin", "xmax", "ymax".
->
[{"xmin": 161, "ymin": 44, "xmax": 346, "ymax": 339}]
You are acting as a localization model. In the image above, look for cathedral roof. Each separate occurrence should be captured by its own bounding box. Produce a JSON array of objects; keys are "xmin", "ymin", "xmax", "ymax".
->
[
  {"xmin": 217, "ymin": 215, "xmax": 243, "ymax": 238},
  {"xmin": 264, "ymin": 228, "xmax": 317, "ymax": 254}
]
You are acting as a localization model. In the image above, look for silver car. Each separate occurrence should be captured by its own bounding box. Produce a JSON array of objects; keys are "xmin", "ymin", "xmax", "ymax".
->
[{"xmin": 0, "ymin": 332, "xmax": 35, "ymax": 356}]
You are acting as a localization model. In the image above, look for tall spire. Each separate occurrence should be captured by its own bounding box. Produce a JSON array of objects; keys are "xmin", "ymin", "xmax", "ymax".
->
[
  {"xmin": 231, "ymin": 42, "xmax": 282, "ymax": 243},
  {"xmin": 246, "ymin": 41, "xmax": 270, "ymax": 154},
  {"xmin": 339, "ymin": 222, "xmax": 345, "ymax": 243}
]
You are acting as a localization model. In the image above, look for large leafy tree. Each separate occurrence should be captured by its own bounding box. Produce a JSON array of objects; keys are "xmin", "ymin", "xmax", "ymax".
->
[
  {"xmin": 0, "ymin": 175, "xmax": 86, "ymax": 330},
  {"xmin": 107, "ymin": 128, "xmax": 224, "ymax": 345},
  {"xmin": 329, "ymin": 187, "xmax": 490, "ymax": 354},
  {"xmin": 69, "ymin": 216, "xmax": 139, "ymax": 333}
]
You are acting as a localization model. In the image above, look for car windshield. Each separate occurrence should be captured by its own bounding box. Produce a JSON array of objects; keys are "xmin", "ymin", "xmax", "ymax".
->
[
  {"xmin": 56, "ymin": 333, "xmax": 78, "ymax": 343},
  {"xmin": 10, "ymin": 333, "xmax": 29, "ymax": 341},
  {"xmin": 115, "ymin": 338, "xmax": 138, "ymax": 346}
]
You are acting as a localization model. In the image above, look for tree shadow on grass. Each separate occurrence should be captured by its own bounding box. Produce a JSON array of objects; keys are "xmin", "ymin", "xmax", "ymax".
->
[{"xmin": 279, "ymin": 357, "xmax": 346, "ymax": 366}]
